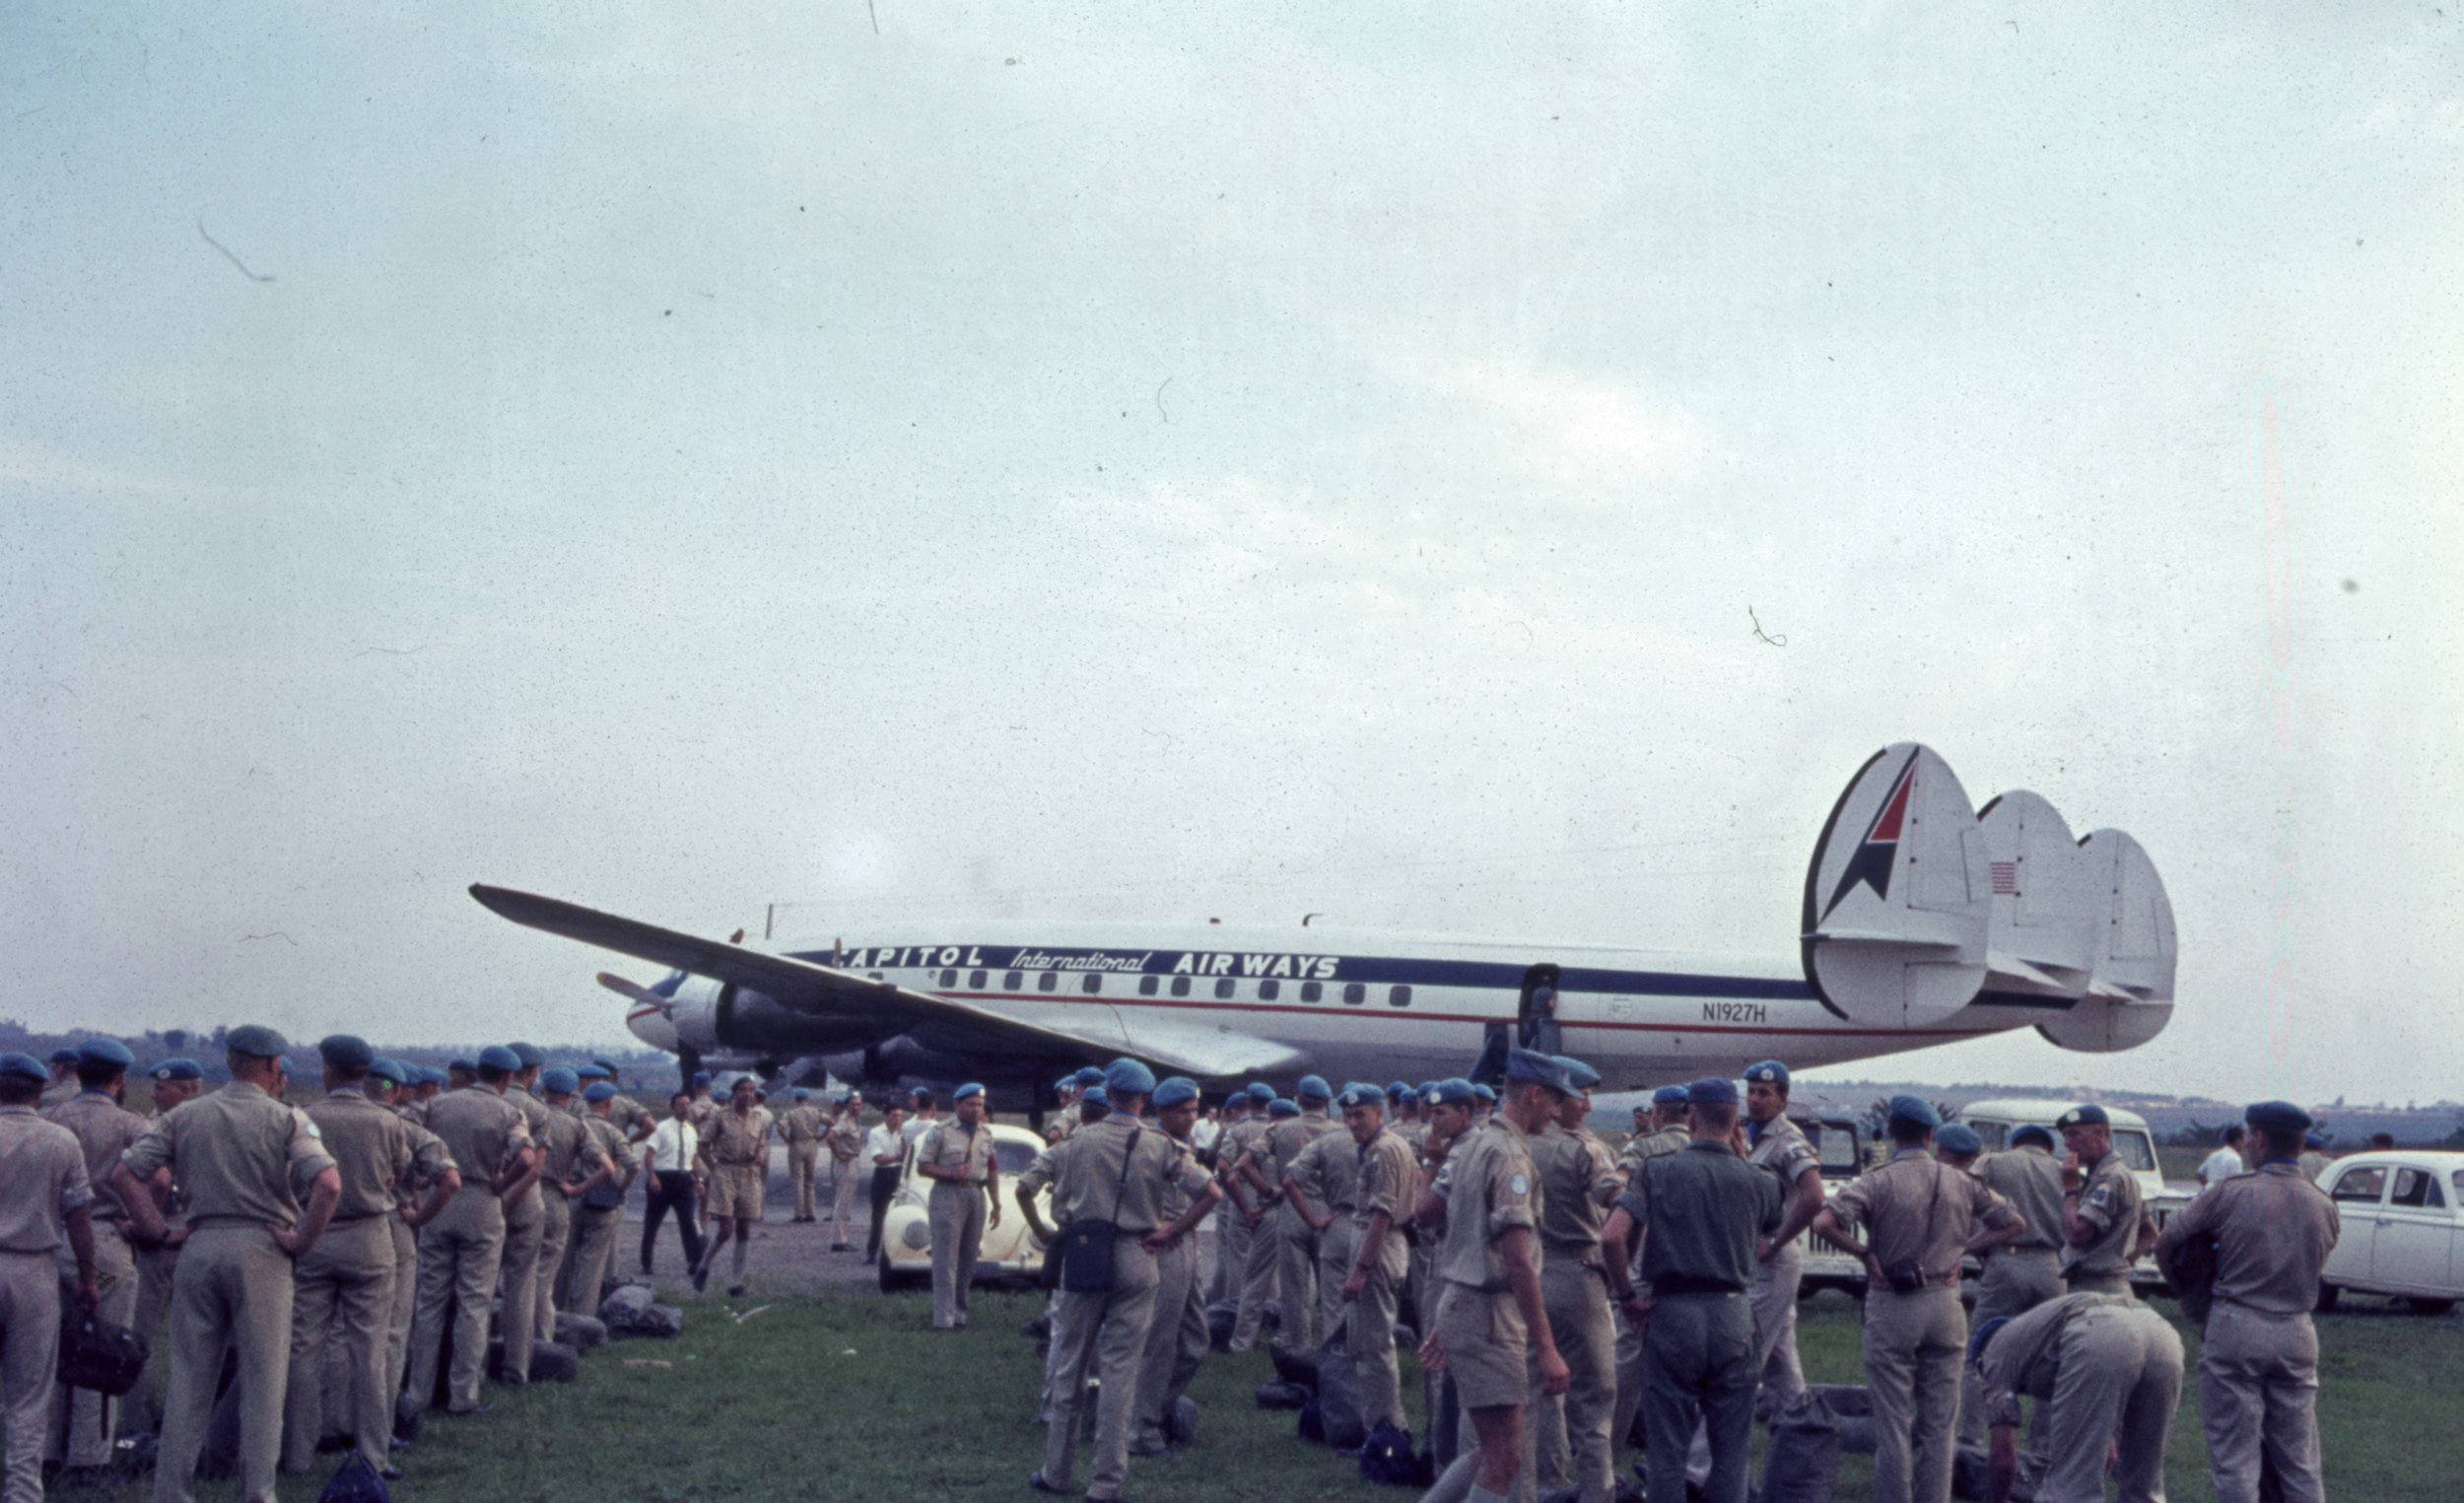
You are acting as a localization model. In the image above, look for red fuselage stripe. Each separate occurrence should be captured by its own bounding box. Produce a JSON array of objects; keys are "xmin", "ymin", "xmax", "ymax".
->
[{"xmin": 922, "ymin": 990, "xmax": 1997, "ymax": 1041}]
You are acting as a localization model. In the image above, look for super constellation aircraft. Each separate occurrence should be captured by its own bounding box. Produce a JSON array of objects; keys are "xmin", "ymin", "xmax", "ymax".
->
[{"xmin": 471, "ymin": 742, "xmax": 2177, "ymax": 1103}]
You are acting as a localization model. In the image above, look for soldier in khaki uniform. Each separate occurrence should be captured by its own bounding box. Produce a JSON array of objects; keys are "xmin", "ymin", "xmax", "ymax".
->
[
  {"xmin": 779, "ymin": 1088, "xmax": 823, "ymax": 1222},
  {"xmin": 282, "ymin": 1035, "xmax": 417, "ymax": 1479},
  {"xmin": 496, "ymin": 1043, "xmax": 557, "ymax": 1386},
  {"xmin": 1209, "ymin": 1084, "xmax": 1271, "ymax": 1329},
  {"xmin": 1016, "ymin": 1059, "xmax": 1220, "ymax": 1503},
  {"xmin": 1227, "ymin": 1094, "xmax": 1297, "ymax": 1351},
  {"xmin": 1971, "ymin": 1293, "xmax": 2181, "ymax": 1503},
  {"xmin": 2055, "ymin": 1104, "xmax": 2150, "ymax": 1294},
  {"xmin": 1610, "ymin": 1083, "xmax": 1692, "ymax": 1458},
  {"xmin": 368, "ymin": 1059, "xmax": 455, "ymax": 1445},
  {"xmin": 124, "ymin": 1056, "xmax": 204, "ymax": 1437},
  {"xmin": 41, "ymin": 1038, "xmax": 147, "ymax": 1480},
  {"xmin": 38, "ymin": 1049, "xmax": 81, "ymax": 1112},
  {"xmin": 2156, "ymin": 1100, "xmax": 2340, "ymax": 1503},
  {"xmin": 1267, "ymin": 1077, "xmax": 1340, "ymax": 1347},
  {"xmin": 560, "ymin": 1082, "xmax": 637, "ymax": 1315},
  {"xmin": 1130, "ymin": 1076, "xmax": 1214, "ymax": 1457},
  {"xmin": 2, "ymin": 1052, "xmax": 101, "ymax": 1503},
  {"xmin": 696, "ymin": 1075, "xmax": 773, "ymax": 1296},
  {"xmin": 530, "ymin": 1067, "xmax": 607, "ymax": 1340},
  {"xmin": 593, "ymin": 1062, "xmax": 657, "ymax": 1144},
  {"xmin": 113, "ymin": 1026, "xmax": 341, "ymax": 1503},
  {"xmin": 1280, "ymin": 1098, "xmax": 1365, "ymax": 1350},
  {"xmin": 1336, "ymin": 1080, "xmax": 1419, "ymax": 1437},
  {"xmin": 1813, "ymin": 1097, "xmax": 2022, "ymax": 1503},
  {"xmin": 916, "ymin": 1082, "xmax": 1000, "ymax": 1330},
  {"xmin": 1415, "ymin": 1057, "xmax": 1572, "ymax": 1503},
  {"xmin": 824, "ymin": 1094, "xmax": 865, "ymax": 1253},
  {"xmin": 1525, "ymin": 1057, "xmax": 1626, "ymax": 1503},
  {"xmin": 1959, "ymin": 1124, "xmax": 2067, "ymax": 1447},
  {"xmin": 400, "ymin": 1045, "xmax": 535, "ymax": 1417}
]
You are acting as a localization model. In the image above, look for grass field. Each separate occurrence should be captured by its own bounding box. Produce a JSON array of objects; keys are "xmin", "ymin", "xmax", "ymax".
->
[{"xmin": 33, "ymin": 1284, "xmax": 2463, "ymax": 1501}]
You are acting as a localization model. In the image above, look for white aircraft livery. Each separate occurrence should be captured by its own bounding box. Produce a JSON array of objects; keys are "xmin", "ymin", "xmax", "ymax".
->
[{"xmin": 472, "ymin": 742, "xmax": 2177, "ymax": 1100}]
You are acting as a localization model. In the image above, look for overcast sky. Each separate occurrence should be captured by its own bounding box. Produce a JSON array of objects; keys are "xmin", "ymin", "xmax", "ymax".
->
[{"xmin": 4, "ymin": 4, "xmax": 2457, "ymax": 1103}]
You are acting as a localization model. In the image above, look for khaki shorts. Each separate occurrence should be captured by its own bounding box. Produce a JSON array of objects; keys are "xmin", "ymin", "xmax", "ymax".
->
[
  {"xmin": 706, "ymin": 1163, "xmax": 764, "ymax": 1220},
  {"xmin": 1435, "ymin": 1280, "xmax": 1529, "ymax": 1410}
]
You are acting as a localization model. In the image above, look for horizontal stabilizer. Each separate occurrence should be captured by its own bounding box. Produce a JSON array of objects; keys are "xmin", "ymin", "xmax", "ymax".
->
[{"xmin": 1800, "ymin": 744, "xmax": 1989, "ymax": 1029}]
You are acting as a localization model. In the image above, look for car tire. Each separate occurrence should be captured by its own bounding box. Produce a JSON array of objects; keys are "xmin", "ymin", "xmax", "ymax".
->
[
  {"xmin": 2314, "ymin": 1282, "xmax": 2340, "ymax": 1314},
  {"xmin": 879, "ymin": 1255, "xmax": 920, "ymax": 1294},
  {"xmin": 2408, "ymin": 1297, "xmax": 2454, "ymax": 1316}
]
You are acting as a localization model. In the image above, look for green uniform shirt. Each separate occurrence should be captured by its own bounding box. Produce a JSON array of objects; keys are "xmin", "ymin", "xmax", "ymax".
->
[
  {"xmin": 1617, "ymin": 1138, "xmax": 1781, "ymax": 1290},
  {"xmin": 122, "ymin": 1080, "xmax": 334, "ymax": 1230}
]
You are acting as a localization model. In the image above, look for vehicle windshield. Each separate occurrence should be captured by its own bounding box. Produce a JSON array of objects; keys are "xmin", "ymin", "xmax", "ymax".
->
[
  {"xmin": 995, "ymin": 1140, "xmax": 1039, "ymax": 1176},
  {"xmin": 1806, "ymin": 1122, "xmax": 1861, "ymax": 1175},
  {"xmin": 2110, "ymin": 1130, "xmax": 2157, "ymax": 1173}
]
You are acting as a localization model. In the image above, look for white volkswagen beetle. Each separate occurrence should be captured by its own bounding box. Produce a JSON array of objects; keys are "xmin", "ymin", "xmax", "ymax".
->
[
  {"xmin": 878, "ymin": 1122, "xmax": 1056, "ymax": 1292},
  {"xmin": 2314, "ymin": 1150, "xmax": 2464, "ymax": 1314}
]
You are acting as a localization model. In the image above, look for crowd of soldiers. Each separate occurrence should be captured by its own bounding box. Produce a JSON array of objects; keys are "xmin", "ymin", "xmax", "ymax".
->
[{"xmin": 960, "ymin": 1049, "xmax": 2341, "ymax": 1503}]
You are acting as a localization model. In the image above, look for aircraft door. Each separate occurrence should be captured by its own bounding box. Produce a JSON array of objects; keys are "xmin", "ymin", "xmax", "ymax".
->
[{"xmin": 1518, "ymin": 964, "xmax": 1562, "ymax": 1056}]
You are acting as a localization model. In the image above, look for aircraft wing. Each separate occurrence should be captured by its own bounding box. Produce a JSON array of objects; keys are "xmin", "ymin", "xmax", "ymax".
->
[{"xmin": 470, "ymin": 885, "xmax": 1295, "ymax": 1081}]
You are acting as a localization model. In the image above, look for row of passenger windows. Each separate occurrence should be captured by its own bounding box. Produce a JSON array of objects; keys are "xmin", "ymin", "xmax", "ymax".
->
[{"xmin": 923, "ymin": 967, "xmax": 1413, "ymax": 1007}]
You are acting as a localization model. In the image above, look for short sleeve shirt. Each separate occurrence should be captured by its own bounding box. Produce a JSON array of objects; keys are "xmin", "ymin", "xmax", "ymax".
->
[
  {"xmin": 0, "ymin": 1107, "xmax": 93, "ymax": 1253},
  {"xmin": 1285, "ymin": 1130, "xmax": 1364, "ymax": 1215},
  {"xmin": 1265, "ymin": 1113, "xmax": 1342, "ymax": 1211},
  {"xmin": 1531, "ymin": 1125, "xmax": 1626, "ymax": 1259},
  {"xmin": 706, "ymin": 1107, "xmax": 773, "ymax": 1166},
  {"xmin": 1618, "ymin": 1139, "xmax": 1783, "ymax": 1289},
  {"xmin": 1433, "ymin": 1116, "xmax": 1540, "ymax": 1292},
  {"xmin": 917, "ymin": 1120, "xmax": 996, "ymax": 1186},
  {"xmin": 583, "ymin": 1115, "xmax": 639, "ymax": 1178},
  {"xmin": 1013, "ymin": 1115, "xmax": 1213, "ymax": 1234},
  {"xmin": 1353, "ymin": 1127, "xmax": 1421, "ymax": 1232},
  {"xmin": 44, "ymin": 1092, "xmax": 149, "ymax": 1225},
  {"xmin": 1745, "ymin": 1115, "xmax": 1822, "ymax": 1191},
  {"xmin": 538, "ymin": 1108, "xmax": 604, "ymax": 1187},
  {"xmin": 1824, "ymin": 1150, "xmax": 2015, "ymax": 1284},
  {"xmin": 2063, "ymin": 1151, "xmax": 2146, "ymax": 1279},
  {"xmin": 782, "ymin": 1105, "xmax": 825, "ymax": 1144},
  {"xmin": 2159, "ymin": 1162, "xmax": 2339, "ymax": 1314},
  {"xmin": 419, "ymin": 1086, "xmax": 534, "ymax": 1185},
  {"xmin": 397, "ymin": 1119, "xmax": 453, "ymax": 1206},
  {"xmin": 1617, "ymin": 1125, "xmax": 1692, "ymax": 1183},
  {"xmin": 122, "ymin": 1080, "xmax": 334, "ymax": 1229},
  {"xmin": 828, "ymin": 1116, "xmax": 866, "ymax": 1160},
  {"xmin": 306, "ymin": 1089, "xmax": 416, "ymax": 1221},
  {"xmin": 1974, "ymin": 1147, "xmax": 2067, "ymax": 1252}
]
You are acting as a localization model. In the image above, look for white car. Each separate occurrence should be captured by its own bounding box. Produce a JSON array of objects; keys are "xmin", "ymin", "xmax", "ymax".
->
[
  {"xmin": 877, "ymin": 1122, "xmax": 1055, "ymax": 1292},
  {"xmin": 1952, "ymin": 1099, "xmax": 2188, "ymax": 1292},
  {"xmin": 2314, "ymin": 1151, "xmax": 2464, "ymax": 1314}
]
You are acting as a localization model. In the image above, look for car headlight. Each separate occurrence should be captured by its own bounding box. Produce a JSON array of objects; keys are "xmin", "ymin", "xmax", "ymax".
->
[{"xmin": 902, "ymin": 1220, "xmax": 932, "ymax": 1251}]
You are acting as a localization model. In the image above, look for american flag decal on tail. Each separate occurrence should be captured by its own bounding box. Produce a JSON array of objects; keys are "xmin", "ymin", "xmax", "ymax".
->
[{"xmin": 1990, "ymin": 861, "xmax": 2018, "ymax": 895}]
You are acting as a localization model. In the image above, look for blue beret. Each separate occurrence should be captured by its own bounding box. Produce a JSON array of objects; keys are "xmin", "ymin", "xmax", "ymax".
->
[
  {"xmin": 2010, "ymin": 1125, "xmax": 2056, "ymax": 1149},
  {"xmin": 583, "ymin": 1082, "xmax": 619, "ymax": 1102},
  {"xmin": 792, "ymin": 1088, "xmax": 810, "ymax": 1101},
  {"xmin": 225, "ymin": 1025, "xmax": 289, "ymax": 1059},
  {"xmin": 1743, "ymin": 1059, "xmax": 1790, "ymax": 1089},
  {"xmin": 1151, "ymin": 1076, "xmax": 1198, "ymax": 1109},
  {"xmin": 317, "ymin": 1035, "xmax": 374, "ymax": 1070},
  {"xmin": 1266, "ymin": 1097, "xmax": 1299, "ymax": 1118},
  {"xmin": 1552, "ymin": 1056, "xmax": 1602, "ymax": 1092},
  {"xmin": 1887, "ymin": 1094, "xmax": 1941, "ymax": 1129},
  {"xmin": 1072, "ymin": 1066, "xmax": 1107, "ymax": 1088},
  {"xmin": 2303, "ymin": 1131, "xmax": 2327, "ymax": 1150},
  {"xmin": 2245, "ymin": 1100, "xmax": 2312, "ymax": 1134},
  {"xmin": 1970, "ymin": 1316, "xmax": 2013, "ymax": 1369},
  {"xmin": 592, "ymin": 1059, "xmax": 621, "ymax": 1076},
  {"xmin": 1335, "ymin": 1081, "xmax": 1385, "ymax": 1110},
  {"xmin": 1386, "ymin": 1080, "xmax": 1410, "ymax": 1100},
  {"xmin": 1395, "ymin": 1088, "xmax": 1418, "ymax": 1105},
  {"xmin": 48, "ymin": 1048, "xmax": 80, "ymax": 1065},
  {"xmin": 1424, "ymin": 1078, "xmax": 1478, "ymax": 1107},
  {"xmin": 367, "ymin": 1059, "xmax": 406, "ymax": 1086},
  {"xmin": 1241, "ymin": 1082, "xmax": 1270, "ymax": 1104},
  {"xmin": 1686, "ymin": 1076, "xmax": 1739, "ymax": 1106},
  {"xmin": 952, "ymin": 1082, "xmax": 984, "ymax": 1102},
  {"xmin": 2054, "ymin": 1104, "xmax": 2108, "ymax": 1130},
  {"xmin": 1472, "ymin": 1083, "xmax": 1497, "ymax": 1104},
  {"xmin": 1081, "ymin": 1086, "xmax": 1108, "ymax": 1108},
  {"xmin": 833, "ymin": 1092, "xmax": 853, "ymax": 1107},
  {"xmin": 508, "ymin": 1042, "xmax": 547, "ymax": 1068},
  {"xmin": 539, "ymin": 1066, "xmax": 580, "ymax": 1094},
  {"xmin": 1055, "ymin": 1075, "xmax": 1076, "ymax": 1093},
  {"xmin": 150, "ymin": 1058, "xmax": 204, "ymax": 1082},
  {"xmin": 690, "ymin": 1070, "xmax": 712, "ymax": 1087},
  {"xmin": 447, "ymin": 1059, "xmax": 477, "ymax": 1074},
  {"xmin": 0, "ymin": 1053, "xmax": 52, "ymax": 1083},
  {"xmin": 1296, "ymin": 1074, "xmax": 1332, "ymax": 1102},
  {"xmin": 77, "ymin": 1038, "xmax": 136, "ymax": 1067},
  {"xmin": 1652, "ymin": 1084, "xmax": 1690, "ymax": 1107},
  {"xmin": 1417, "ymin": 1081, "xmax": 1441, "ymax": 1101},
  {"xmin": 576, "ymin": 1063, "xmax": 611, "ymax": 1080},
  {"xmin": 477, "ymin": 1046, "xmax": 522, "ymax": 1072},
  {"xmin": 1504, "ymin": 1048, "xmax": 1566, "ymax": 1092},
  {"xmin": 1104, "ymin": 1058, "xmax": 1156, "ymax": 1097},
  {"xmin": 1936, "ymin": 1124, "xmax": 1983, "ymax": 1156}
]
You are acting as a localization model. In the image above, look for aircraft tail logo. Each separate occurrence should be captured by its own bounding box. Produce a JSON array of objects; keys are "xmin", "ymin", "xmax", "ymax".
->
[{"xmin": 1820, "ymin": 753, "xmax": 1915, "ymax": 920}]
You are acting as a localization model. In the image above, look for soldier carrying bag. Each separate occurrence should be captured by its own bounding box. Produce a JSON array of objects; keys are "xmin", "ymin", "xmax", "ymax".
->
[
  {"xmin": 57, "ymin": 1308, "xmax": 150, "ymax": 1396},
  {"xmin": 1043, "ymin": 1128, "xmax": 1140, "ymax": 1293}
]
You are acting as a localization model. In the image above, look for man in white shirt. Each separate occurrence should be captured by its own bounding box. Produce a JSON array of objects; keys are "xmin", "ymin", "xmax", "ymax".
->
[
  {"xmin": 901, "ymin": 1090, "xmax": 936, "ymax": 1148},
  {"xmin": 639, "ymin": 1092, "xmax": 706, "ymax": 1277},
  {"xmin": 2197, "ymin": 1126, "xmax": 2248, "ymax": 1195},
  {"xmin": 863, "ymin": 1106, "xmax": 908, "ymax": 1263}
]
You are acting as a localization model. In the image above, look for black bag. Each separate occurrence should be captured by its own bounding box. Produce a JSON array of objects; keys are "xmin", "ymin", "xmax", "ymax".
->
[
  {"xmin": 1755, "ymin": 1388, "xmax": 1842, "ymax": 1503},
  {"xmin": 2165, "ymin": 1229, "xmax": 2221, "ymax": 1325},
  {"xmin": 315, "ymin": 1452, "xmax": 391, "ymax": 1503},
  {"xmin": 57, "ymin": 1309, "xmax": 149, "ymax": 1396},
  {"xmin": 1358, "ymin": 1419, "xmax": 1427, "ymax": 1486},
  {"xmin": 1253, "ymin": 1380, "xmax": 1311, "ymax": 1409},
  {"xmin": 1297, "ymin": 1396, "xmax": 1326, "ymax": 1444},
  {"xmin": 582, "ymin": 1179, "xmax": 626, "ymax": 1212},
  {"xmin": 1043, "ymin": 1127, "xmax": 1141, "ymax": 1294}
]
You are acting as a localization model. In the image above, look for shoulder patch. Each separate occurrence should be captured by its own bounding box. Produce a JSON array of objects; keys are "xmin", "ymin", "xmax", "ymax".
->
[{"xmin": 1508, "ymin": 1172, "xmax": 1530, "ymax": 1197}]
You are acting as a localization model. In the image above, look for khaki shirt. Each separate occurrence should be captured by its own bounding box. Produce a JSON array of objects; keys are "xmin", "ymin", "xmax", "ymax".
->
[
  {"xmin": 688, "ymin": 1097, "xmax": 720, "ymax": 1135},
  {"xmin": 1617, "ymin": 1124, "xmax": 1691, "ymax": 1181},
  {"xmin": 1617, "ymin": 1139, "xmax": 1783, "ymax": 1290},
  {"xmin": 704, "ymin": 1106, "xmax": 774, "ymax": 1167},
  {"xmin": 44, "ymin": 1091, "xmax": 149, "ymax": 1225},
  {"xmin": 421, "ymin": 1085, "xmax": 534, "ymax": 1186},
  {"xmin": 1353, "ymin": 1127, "xmax": 1420, "ymax": 1231},
  {"xmin": 1974, "ymin": 1146, "xmax": 2066, "ymax": 1252},
  {"xmin": 1975, "ymin": 1291, "xmax": 2139, "ymax": 1426},
  {"xmin": 396, "ymin": 1097, "xmax": 429, "ymax": 1128},
  {"xmin": 537, "ymin": 1107, "xmax": 604, "ymax": 1188},
  {"xmin": 0, "ymin": 1106, "xmax": 94, "ymax": 1253},
  {"xmin": 1826, "ymin": 1149, "xmax": 2016, "ymax": 1286},
  {"xmin": 1432, "ymin": 1115, "xmax": 1540, "ymax": 1292},
  {"xmin": 1745, "ymin": 1114, "xmax": 1823, "ymax": 1191},
  {"xmin": 1394, "ymin": 1119, "xmax": 1429, "ymax": 1155},
  {"xmin": 1265, "ymin": 1112, "xmax": 1342, "ymax": 1215},
  {"xmin": 1285, "ymin": 1129, "xmax": 1365, "ymax": 1216},
  {"xmin": 394, "ymin": 1119, "xmax": 453, "ymax": 1211},
  {"xmin": 1218, "ymin": 1117, "xmax": 1267, "ymax": 1188},
  {"xmin": 2158, "ymin": 1162, "xmax": 2340, "ymax": 1315},
  {"xmin": 827, "ymin": 1114, "xmax": 865, "ymax": 1162},
  {"xmin": 306, "ymin": 1088, "xmax": 416, "ymax": 1222},
  {"xmin": 2064, "ymin": 1151, "xmax": 2147, "ymax": 1279},
  {"xmin": 917, "ymin": 1120, "xmax": 996, "ymax": 1186},
  {"xmin": 583, "ymin": 1114, "xmax": 638, "ymax": 1176},
  {"xmin": 39, "ymin": 1079, "xmax": 79, "ymax": 1112},
  {"xmin": 607, "ymin": 1094, "xmax": 656, "ymax": 1139},
  {"xmin": 122, "ymin": 1081, "xmax": 333, "ymax": 1229},
  {"xmin": 1532, "ymin": 1124, "xmax": 1625, "ymax": 1261},
  {"xmin": 1015, "ymin": 1115, "xmax": 1213, "ymax": 1234},
  {"xmin": 781, "ymin": 1104, "xmax": 826, "ymax": 1144}
]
